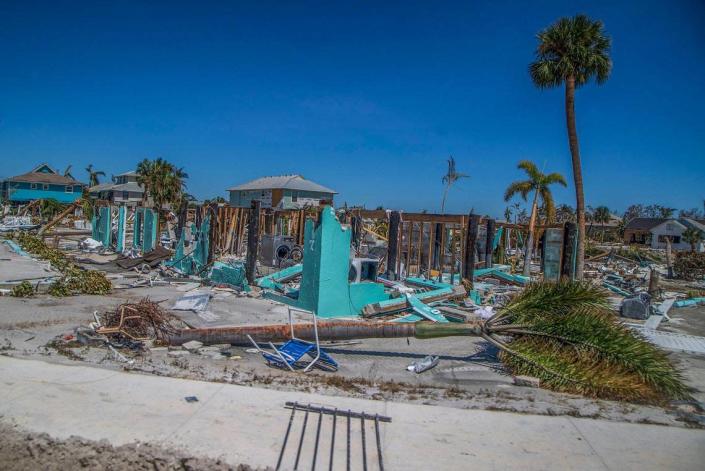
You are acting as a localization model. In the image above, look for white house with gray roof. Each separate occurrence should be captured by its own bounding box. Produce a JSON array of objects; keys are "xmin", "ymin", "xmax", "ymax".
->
[
  {"xmin": 89, "ymin": 171, "xmax": 146, "ymax": 206},
  {"xmin": 228, "ymin": 175, "xmax": 336, "ymax": 210}
]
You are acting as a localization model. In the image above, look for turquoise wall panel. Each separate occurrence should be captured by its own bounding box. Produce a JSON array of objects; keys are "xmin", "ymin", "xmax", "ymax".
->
[
  {"xmin": 142, "ymin": 209, "xmax": 157, "ymax": 252},
  {"xmin": 116, "ymin": 206, "xmax": 126, "ymax": 252},
  {"xmin": 8, "ymin": 189, "xmax": 82, "ymax": 203}
]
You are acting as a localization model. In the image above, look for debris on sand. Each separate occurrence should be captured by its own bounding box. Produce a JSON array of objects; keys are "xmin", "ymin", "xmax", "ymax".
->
[{"xmin": 96, "ymin": 299, "xmax": 181, "ymax": 342}]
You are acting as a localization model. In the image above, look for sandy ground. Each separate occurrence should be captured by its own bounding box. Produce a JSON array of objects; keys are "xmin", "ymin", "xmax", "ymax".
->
[
  {"xmin": 0, "ymin": 422, "xmax": 266, "ymax": 470},
  {"xmin": 1, "ymin": 280, "xmax": 704, "ymax": 429},
  {"xmin": 0, "ymin": 240, "xmax": 704, "ymax": 429}
]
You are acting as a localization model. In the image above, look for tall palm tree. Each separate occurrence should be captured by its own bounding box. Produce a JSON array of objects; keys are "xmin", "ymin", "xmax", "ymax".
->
[
  {"xmin": 136, "ymin": 158, "xmax": 189, "ymax": 242},
  {"xmin": 593, "ymin": 205, "xmax": 611, "ymax": 242},
  {"xmin": 530, "ymin": 15, "xmax": 612, "ymax": 280},
  {"xmin": 505, "ymin": 160, "xmax": 567, "ymax": 277},
  {"xmin": 85, "ymin": 164, "xmax": 106, "ymax": 187},
  {"xmin": 440, "ymin": 156, "xmax": 469, "ymax": 214}
]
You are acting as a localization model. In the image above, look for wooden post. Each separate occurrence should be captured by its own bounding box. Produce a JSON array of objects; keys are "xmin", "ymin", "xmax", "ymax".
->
[
  {"xmin": 432, "ymin": 223, "xmax": 442, "ymax": 272},
  {"xmin": 462, "ymin": 214, "xmax": 480, "ymax": 285},
  {"xmin": 561, "ymin": 222, "xmax": 578, "ymax": 280},
  {"xmin": 207, "ymin": 203, "xmax": 218, "ymax": 264},
  {"xmin": 386, "ymin": 211, "xmax": 401, "ymax": 280},
  {"xmin": 648, "ymin": 268, "xmax": 660, "ymax": 296},
  {"xmin": 484, "ymin": 219, "xmax": 495, "ymax": 268},
  {"xmin": 245, "ymin": 200, "xmax": 261, "ymax": 284}
]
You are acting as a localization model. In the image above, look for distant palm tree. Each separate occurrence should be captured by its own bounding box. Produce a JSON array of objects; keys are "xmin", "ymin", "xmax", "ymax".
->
[
  {"xmin": 85, "ymin": 164, "xmax": 106, "ymax": 187},
  {"xmin": 659, "ymin": 206, "xmax": 675, "ymax": 218},
  {"xmin": 504, "ymin": 207, "xmax": 512, "ymax": 223},
  {"xmin": 555, "ymin": 204, "xmax": 575, "ymax": 223},
  {"xmin": 505, "ymin": 160, "xmax": 567, "ymax": 276},
  {"xmin": 136, "ymin": 158, "xmax": 189, "ymax": 242},
  {"xmin": 530, "ymin": 14, "xmax": 612, "ymax": 280},
  {"xmin": 683, "ymin": 228, "xmax": 703, "ymax": 252},
  {"xmin": 593, "ymin": 206, "xmax": 611, "ymax": 242},
  {"xmin": 440, "ymin": 156, "xmax": 469, "ymax": 214}
]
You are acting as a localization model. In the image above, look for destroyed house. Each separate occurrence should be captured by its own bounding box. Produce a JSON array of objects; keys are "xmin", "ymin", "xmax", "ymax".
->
[
  {"xmin": 89, "ymin": 171, "xmax": 146, "ymax": 206},
  {"xmin": 228, "ymin": 175, "xmax": 336, "ymax": 210},
  {"xmin": 0, "ymin": 163, "xmax": 86, "ymax": 204},
  {"xmin": 624, "ymin": 217, "xmax": 705, "ymax": 251}
]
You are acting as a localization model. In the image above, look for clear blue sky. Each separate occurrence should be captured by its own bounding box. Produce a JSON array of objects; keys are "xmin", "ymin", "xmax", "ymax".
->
[{"xmin": 1, "ymin": 0, "xmax": 704, "ymax": 217}]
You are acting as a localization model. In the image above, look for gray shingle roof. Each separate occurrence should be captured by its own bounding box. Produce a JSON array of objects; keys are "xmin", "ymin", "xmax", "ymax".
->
[
  {"xmin": 624, "ymin": 218, "xmax": 668, "ymax": 231},
  {"xmin": 89, "ymin": 181, "xmax": 143, "ymax": 193},
  {"xmin": 228, "ymin": 175, "xmax": 337, "ymax": 194}
]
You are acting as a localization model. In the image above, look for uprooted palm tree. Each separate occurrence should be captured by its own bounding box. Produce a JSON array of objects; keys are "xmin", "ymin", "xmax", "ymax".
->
[
  {"xmin": 136, "ymin": 158, "xmax": 189, "ymax": 242},
  {"xmin": 504, "ymin": 160, "xmax": 567, "ymax": 276},
  {"xmin": 530, "ymin": 14, "xmax": 612, "ymax": 280},
  {"xmin": 222, "ymin": 281, "xmax": 690, "ymax": 403},
  {"xmin": 85, "ymin": 164, "xmax": 106, "ymax": 187},
  {"xmin": 683, "ymin": 227, "xmax": 703, "ymax": 252},
  {"xmin": 440, "ymin": 156, "xmax": 469, "ymax": 214}
]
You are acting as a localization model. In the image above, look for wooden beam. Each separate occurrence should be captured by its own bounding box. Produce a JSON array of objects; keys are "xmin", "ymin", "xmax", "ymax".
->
[
  {"xmin": 462, "ymin": 214, "xmax": 480, "ymax": 284},
  {"xmin": 245, "ymin": 200, "xmax": 261, "ymax": 284},
  {"xmin": 485, "ymin": 218, "xmax": 495, "ymax": 268},
  {"xmin": 386, "ymin": 211, "xmax": 401, "ymax": 280}
]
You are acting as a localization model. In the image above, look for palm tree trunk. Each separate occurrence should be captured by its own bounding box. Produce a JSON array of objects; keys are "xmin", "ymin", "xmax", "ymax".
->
[
  {"xmin": 522, "ymin": 190, "xmax": 539, "ymax": 277},
  {"xmin": 440, "ymin": 184, "xmax": 450, "ymax": 214},
  {"xmin": 565, "ymin": 75, "xmax": 585, "ymax": 280}
]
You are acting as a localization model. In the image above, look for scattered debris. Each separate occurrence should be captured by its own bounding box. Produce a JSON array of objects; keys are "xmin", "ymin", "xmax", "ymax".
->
[
  {"xmin": 172, "ymin": 293, "xmax": 211, "ymax": 312},
  {"xmin": 407, "ymin": 355, "xmax": 440, "ymax": 374},
  {"xmin": 96, "ymin": 299, "xmax": 179, "ymax": 342},
  {"xmin": 513, "ymin": 375, "xmax": 541, "ymax": 388},
  {"xmin": 10, "ymin": 280, "xmax": 34, "ymax": 297}
]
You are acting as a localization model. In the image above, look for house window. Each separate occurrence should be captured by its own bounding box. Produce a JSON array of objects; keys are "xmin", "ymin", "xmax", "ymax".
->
[
  {"xmin": 658, "ymin": 235, "xmax": 682, "ymax": 244},
  {"xmin": 123, "ymin": 191, "xmax": 129, "ymax": 200},
  {"xmin": 30, "ymin": 183, "xmax": 38, "ymax": 189},
  {"xmin": 65, "ymin": 185, "xmax": 73, "ymax": 193},
  {"xmin": 292, "ymin": 191, "xmax": 298, "ymax": 202},
  {"xmin": 666, "ymin": 223, "xmax": 675, "ymax": 231},
  {"xmin": 43, "ymin": 184, "xmax": 49, "ymax": 190}
]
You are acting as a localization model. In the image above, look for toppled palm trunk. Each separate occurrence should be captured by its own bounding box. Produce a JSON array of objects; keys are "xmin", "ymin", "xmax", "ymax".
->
[
  {"xmin": 97, "ymin": 299, "xmax": 179, "ymax": 342},
  {"xmin": 168, "ymin": 281, "xmax": 690, "ymax": 404}
]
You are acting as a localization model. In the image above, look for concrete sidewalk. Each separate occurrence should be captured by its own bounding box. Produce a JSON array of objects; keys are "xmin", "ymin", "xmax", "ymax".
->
[{"xmin": 0, "ymin": 357, "xmax": 703, "ymax": 470}]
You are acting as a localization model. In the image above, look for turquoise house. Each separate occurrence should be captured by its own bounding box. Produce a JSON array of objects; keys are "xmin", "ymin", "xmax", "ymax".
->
[{"xmin": 1, "ymin": 163, "xmax": 86, "ymax": 204}]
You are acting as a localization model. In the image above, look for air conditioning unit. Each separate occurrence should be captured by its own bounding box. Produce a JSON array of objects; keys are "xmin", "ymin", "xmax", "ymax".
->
[
  {"xmin": 259, "ymin": 235, "xmax": 297, "ymax": 267},
  {"xmin": 348, "ymin": 258, "xmax": 379, "ymax": 283}
]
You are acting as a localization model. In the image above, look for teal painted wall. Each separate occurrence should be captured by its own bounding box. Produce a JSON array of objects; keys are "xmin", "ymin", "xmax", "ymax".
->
[
  {"xmin": 296, "ymin": 206, "xmax": 388, "ymax": 318},
  {"xmin": 4, "ymin": 182, "xmax": 83, "ymax": 203}
]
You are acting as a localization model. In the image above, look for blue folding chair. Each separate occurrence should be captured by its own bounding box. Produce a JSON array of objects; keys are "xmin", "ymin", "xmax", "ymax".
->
[{"xmin": 248, "ymin": 307, "xmax": 338, "ymax": 372}]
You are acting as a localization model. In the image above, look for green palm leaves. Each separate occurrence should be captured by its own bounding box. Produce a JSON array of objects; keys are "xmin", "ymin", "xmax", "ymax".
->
[
  {"xmin": 488, "ymin": 282, "xmax": 690, "ymax": 403},
  {"xmin": 529, "ymin": 14, "xmax": 611, "ymax": 89},
  {"xmin": 504, "ymin": 160, "xmax": 566, "ymax": 223}
]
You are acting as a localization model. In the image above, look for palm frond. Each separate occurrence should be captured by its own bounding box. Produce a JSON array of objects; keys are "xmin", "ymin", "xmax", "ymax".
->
[
  {"xmin": 492, "ymin": 281, "xmax": 691, "ymax": 402},
  {"xmin": 504, "ymin": 180, "xmax": 532, "ymax": 202}
]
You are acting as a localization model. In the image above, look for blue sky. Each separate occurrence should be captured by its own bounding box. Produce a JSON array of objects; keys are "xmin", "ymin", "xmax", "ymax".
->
[{"xmin": 1, "ymin": 1, "xmax": 704, "ymax": 217}]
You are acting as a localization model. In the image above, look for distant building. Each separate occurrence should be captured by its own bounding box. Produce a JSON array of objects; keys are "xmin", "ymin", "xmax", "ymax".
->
[
  {"xmin": 89, "ymin": 171, "xmax": 146, "ymax": 206},
  {"xmin": 0, "ymin": 163, "xmax": 86, "ymax": 204},
  {"xmin": 624, "ymin": 217, "xmax": 705, "ymax": 251},
  {"xmin": 228, "ymin": 175, "xmax": 336, "ymax": 210}
]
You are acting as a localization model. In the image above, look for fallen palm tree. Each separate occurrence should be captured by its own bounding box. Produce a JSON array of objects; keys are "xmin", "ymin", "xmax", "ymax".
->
[
  {"xmin": 169, "ymin": 281, "xmax": 690, "ymax": 403},
  {"xmin": 12, "ymin": 232, "xmax": 111, "ymax": 296}
]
